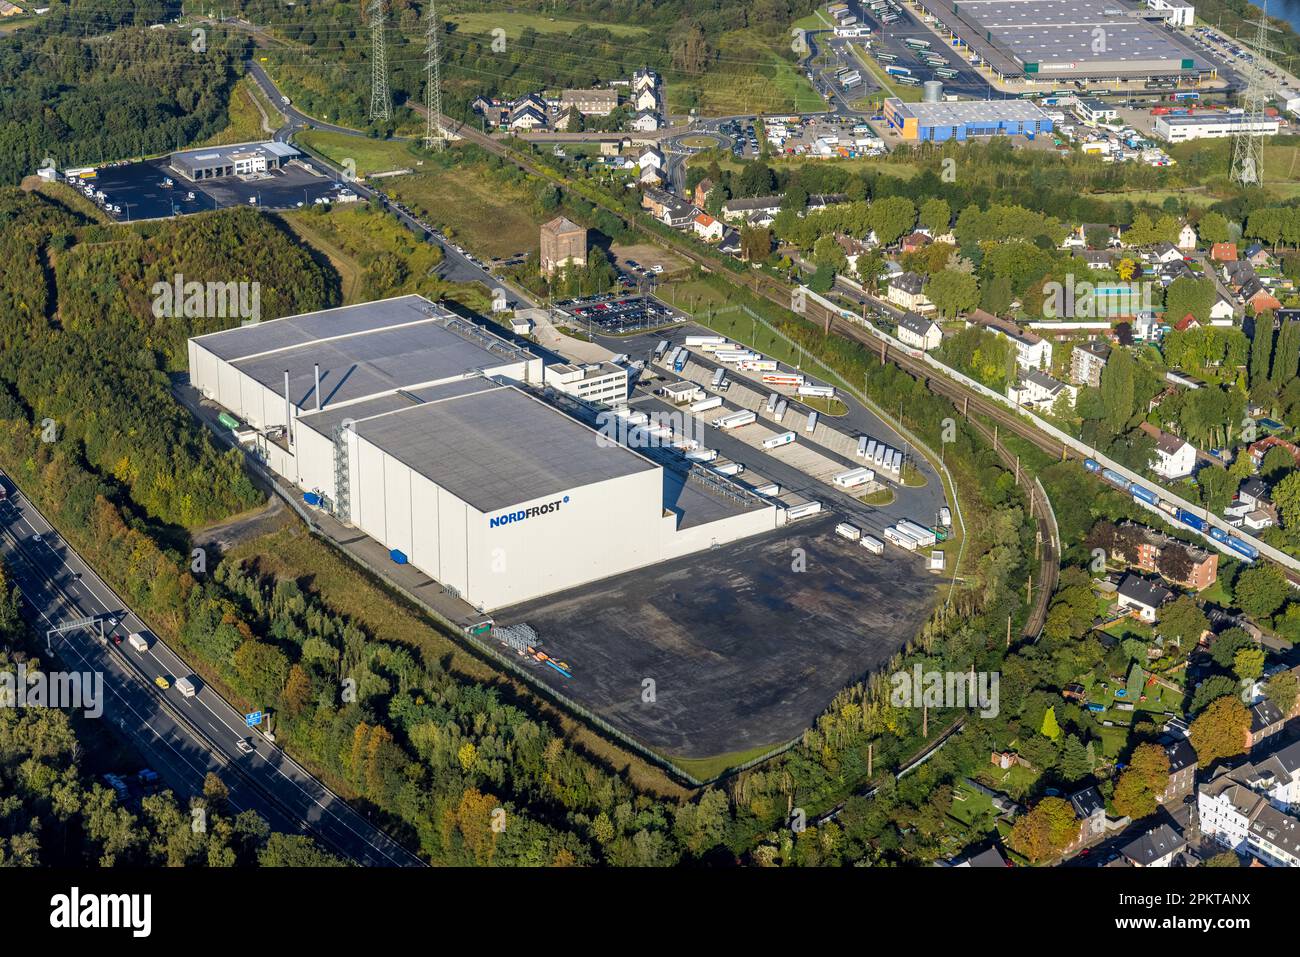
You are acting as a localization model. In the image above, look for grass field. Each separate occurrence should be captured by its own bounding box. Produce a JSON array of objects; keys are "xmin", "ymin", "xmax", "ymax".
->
[
  {"xmin": 232, "ymin": 525, "xmax": 691, "ymax": 799},
  {"xmin": 668, "ymin": 28, "xmax": 824, "ymax": 116},
  {"xmin": 385, "ymin": 162, "xmax": 543, "ymax": 260},
  {"xmin": 297, "ymin": 129, "xmax": 423, "ymax": 178},
  {"xmin": 446, "ymin": 11, "xmax": 649, "ymax": 38},
  {"xmin": 669, "ymin": 741, "xmax": 793, "ymax": 781}
]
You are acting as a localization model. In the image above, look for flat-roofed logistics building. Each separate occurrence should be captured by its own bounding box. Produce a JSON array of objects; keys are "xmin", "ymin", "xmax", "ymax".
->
[
  {"xmin": 1153, "ymin": 112, "xmax": 1281, "ymax": 142},
  {"xmin": 883, "ymin": 97, "xmax": 1053, "ymax": 142},
  {"xmin": 188, "ymin": 295, "xmax": 776, "ymax": 610},
  {"xmin": 170, "ymin": 141, "xmax": 300, "ymax": 181},
  {"xmin": 914, "ymin": 0, "xmax": 1212, "ymax": 84}
]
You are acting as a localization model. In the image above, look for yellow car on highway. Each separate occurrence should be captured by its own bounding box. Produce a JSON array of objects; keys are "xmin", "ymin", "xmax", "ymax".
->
[{"xmin": 154, "ymin": 676, "xmax": 170, "ymax": 690}]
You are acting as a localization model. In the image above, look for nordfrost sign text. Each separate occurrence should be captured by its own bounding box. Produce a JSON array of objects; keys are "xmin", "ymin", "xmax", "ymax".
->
[{"xmin": 489, "ymin": 496, "xmax": 569, "ymax": 528}]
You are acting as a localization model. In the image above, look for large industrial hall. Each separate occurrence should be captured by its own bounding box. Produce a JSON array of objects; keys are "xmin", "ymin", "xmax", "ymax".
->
[{"xmin": 187, "ymin": 295, "xmax": 778, "ymax": 610}]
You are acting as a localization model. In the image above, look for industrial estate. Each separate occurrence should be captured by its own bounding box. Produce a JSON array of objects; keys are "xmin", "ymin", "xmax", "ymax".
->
[{"xmin": 6, "ymin": 0, "xmax": 1300, "ymax": 917}]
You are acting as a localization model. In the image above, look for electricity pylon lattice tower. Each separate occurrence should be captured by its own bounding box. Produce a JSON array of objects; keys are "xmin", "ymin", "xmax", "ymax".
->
[
  {"xmin": 424, "ymin": 0, "xmax": 445, "ymax": 149},
  {"xmin": 368, "ymin": 0, "xmax": 390, "ymax": 122},
  {"xmin": 1230, "ymin": 1, "xmax": 1282, "ymax": 187}
]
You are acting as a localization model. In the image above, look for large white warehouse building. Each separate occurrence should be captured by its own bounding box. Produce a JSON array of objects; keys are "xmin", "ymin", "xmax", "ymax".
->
[{"xmin": 188, "ymin": 295, "xmax": 777, "ymax": 611}]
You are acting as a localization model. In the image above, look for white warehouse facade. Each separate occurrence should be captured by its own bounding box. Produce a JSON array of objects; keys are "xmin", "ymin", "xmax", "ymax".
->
[{"xmin": 189, "ymin": 295, "xmax": 776, "ymax": 611}]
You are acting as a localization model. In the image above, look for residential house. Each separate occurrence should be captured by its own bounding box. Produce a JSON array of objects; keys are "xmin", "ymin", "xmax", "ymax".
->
[
  {"xmin": 1238, "ymin": 477, "xmax": 1272, "ymax": 511},
  {"xmin": 1249, "ymin": 436, "xmax": 1300, "ymax": 469},
  {"xmin": 951, "ymin": 845, "xmax": 1009, "ymax": 867},
  {"xmin": 1172, "ymin": 313, "xmax": 1201, "ymax": 334},
  {"xmin": 1210, "ymin": 242, "xmax": 1238, "ymax": 262},
  {"xmin": 692, "ymin": 177, "xmax": 714, "ymax": 208},
  {"xmin": 559, "ymin": 88, "xmax": 618, "ymax": 116},
  {"xmin": 1008, "ymin": 369, "xmax": 1077, "ymax": 412},
  {"xmin": 630, "ymin": 110, "xmax": 661, "ymax": 132},
  {"xmin": 1249, "ymin": 699, "xmax": 1287, "ymax": 749},
  {"xmin": 1069, "ymin": 786, "xmax": 1108, "ymax": 849},
  {"xmin": 966, "ymin": 309, "xmax": 1052, "ymax": 370},
  {"xmin": 1116, "ymin": 573, "xmax": 1173, "ymax": 622},
  {"xmin": 1177, "ymin": 222, "xmax": 1198, "ymax": 251},
  {"xmin": 1210, "ymin": 294, "xmax": 1236, "ymax": 323},
  {"xmin": 1243, "ymin": 280, "xmax": 1282, "ymax": 315},
  {"xmin": 637, "ymin": 146, "xmax": 663, "ymax": 171},
  {"xmin": 1075, "ymin": 249, "xmax": 1113, "ymax": 271},
  {"xmin": 1243, "ymin": 243, "xmax": 1272, "ymax": 268},
  {"xmin": 1120, "ymin": 822, "xmax": 1187, "ymax": 867},
  {"xmin": 631, "ymin": 86, "xmax": 660, "ymax": 114},
  {"xmin": 1229, "ymin": 739, "xmax": 1300, "ymax": 812},
  {"xmin": 1160, "ymin": 737, "xmax": 1198, "ymax": 805},
  {"xmin": 720, "ymin": 195, "xmax": 783, "ymax": 225},
  {"xmin": 901, "ymin": 231, "xmax": 931, "ymax": 254},
  {"xmin": 887, "ymin": 272, "xmax": 933, "ymax": 313},
  {"xmin": 657, "ymin": 198, "xmax": 699, "ymax": 229},
  {"xmin": 691, "ymin": 212, "xmax": 724, "ymax": 243},
  {"xmin": 640, "ymin": 186, "xmax": 675, "ymax": 218},
  {"xmin": 1200, "ymin": 763, "xmax": 1300, "ymax": 866},
  {"xmin": 1139, "ymin": 422, "xmax": 1197, "ymax": 479},
  {"xmin": 1150, "ymin": 241, "xmax": 1184, "ymax": 265},
  {"xmin": 1070, "ymin": 340, "xmax": 1111, "ymax": 388},
  {"xmin": 1158, "ymin": 258, "xmax": 1195, "ymax": 284},
  {"xmin": 1223, "ymin": 259, "xmax": 1257, "ymax": 289},
  {"xmin": 1117, "ymin": 521, "xmax": 1219, "ymax": 591},
  {"xmin": 637, "ymin": 164, "xmax": 664, "ymax": 186},
  {"xmin": 897, "ymin": 311, "xmax": 942, "ymax": 351}
]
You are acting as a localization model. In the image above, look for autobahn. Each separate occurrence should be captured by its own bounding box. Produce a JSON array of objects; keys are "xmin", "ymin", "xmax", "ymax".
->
[{"xmin": 0, "ymin": 476, "xmax": 423, "ymax": 867}]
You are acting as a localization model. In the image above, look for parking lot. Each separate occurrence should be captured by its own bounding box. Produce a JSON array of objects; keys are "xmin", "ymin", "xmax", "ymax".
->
[
  {"xmin": 553, "ymin": 293, "xmax": 688, "ymax": 335},
  {"xmin": 495, "ymin": 512, "xmax": 940, "ymax": 759},
  {"xmin": 68, "ymin": 157, "xmax": 344, "ymax": 222}
]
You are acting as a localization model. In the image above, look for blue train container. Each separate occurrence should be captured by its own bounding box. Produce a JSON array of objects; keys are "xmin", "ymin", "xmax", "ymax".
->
[
  {"xmin": 1209, "ymin": 526, "xmax": 1230, "ymax": 544},
  {"xmin": 1227, "ymin": 537, "xmax": 1259, "ymax": 561},
  {"xmin": 1083, "ymin": 458, "xmax": 1101, "ymax": 473},
  {"xmin": 1131, "ymin": 485, "xmax": 1159, "ymax": 507},
  {"xmin": 1101, "ymin": 467, "xmax": 1130, "ymax": 489},
  {"xmin": 1175, "ymin": 508, "xmax": 1207, "ymax": 533}
]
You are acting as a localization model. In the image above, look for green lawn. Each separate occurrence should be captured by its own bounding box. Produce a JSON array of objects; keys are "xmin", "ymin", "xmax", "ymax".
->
[
  {"xmin": 385, "ymin": 161, "xmax": 543, "ymax": 260},
  {"xmin": 296, "ymin": 129, "xmax": 422, "ymax": 178}
]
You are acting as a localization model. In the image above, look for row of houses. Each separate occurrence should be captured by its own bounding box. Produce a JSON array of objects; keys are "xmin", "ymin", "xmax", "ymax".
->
[{"xmin": 471, "ymin": 67, "xmax": 665, "ymax": 133}]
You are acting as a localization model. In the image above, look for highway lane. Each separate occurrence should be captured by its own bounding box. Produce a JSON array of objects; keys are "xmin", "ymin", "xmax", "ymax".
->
[{"xmin": 0, "ymin": 480, "xmax": 423, "ymax": 867}]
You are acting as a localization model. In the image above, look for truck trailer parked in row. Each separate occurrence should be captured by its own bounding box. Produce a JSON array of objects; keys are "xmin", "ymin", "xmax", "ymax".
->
[
  {"xmin": 835, "ymin": 522, "xmax": 862, "ymax": 542},
  {"xmin": 763, "ymin": 431, "xmax": 797, "ymax": 449},
  {"xmin": 833, "ymin": 467, "xmax": 875, "ymax": 489},
  {"xmin": 713, "ymin": 409, "xmax": 757, "ymax": 430}
]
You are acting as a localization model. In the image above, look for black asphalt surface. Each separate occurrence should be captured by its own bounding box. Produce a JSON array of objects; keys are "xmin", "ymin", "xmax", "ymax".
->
[
  {"xmin": 497, "ymin": 513, "xmax": 940, "ymax": 758},
  {"xmin": 0, "ymin": 479, "xmax": 422, "ymax": 867}
]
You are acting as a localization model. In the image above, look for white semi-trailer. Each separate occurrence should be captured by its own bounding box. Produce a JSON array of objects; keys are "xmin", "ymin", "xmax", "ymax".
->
[
  {"xmin": 713, "ymin": 409, "xmax": 757, "ymax": 430},
  {"xmin": 690, "ymin": 396, "xmax": 724, "ymax": 413},
  {"xmin": 763, "ymin": 431, "xmax": 796, "ymax": 449},
  {"xmin": 884, "ymin": 526, "xmax": 921, "ymax": 550},
  {"xmin": 835, "ymin": 522, "xmax": 862, "ymax": 542},
  {"xmin": 833, "ymin": 467, "xmax": 875, "ymax": 489},
  {"xmin": 861, "ymin": 535, "xmax": 885, "ymax": 555}
]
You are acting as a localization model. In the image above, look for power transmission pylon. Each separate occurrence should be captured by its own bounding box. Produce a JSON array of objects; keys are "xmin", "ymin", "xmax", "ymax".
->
[
  {"xmin": 368, "ymin": 0, "xmax": 390, "ymax": 122},
  {"xmin": 424, "ymin": 0, "xmax": 444, "ymax": 149},
  {"xmin": 1230, "ymin": 1, "xmax": 1283, "ymax": 187}
]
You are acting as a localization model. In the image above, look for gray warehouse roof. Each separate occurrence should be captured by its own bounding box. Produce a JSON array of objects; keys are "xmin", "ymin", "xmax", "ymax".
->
[
  {"xmin": 349, "ymin": 385, "xmax": 657, "ymax": 513},
  {"xmin": 193, "ymin": 295, "xmax": 534, "ymax": 411}
]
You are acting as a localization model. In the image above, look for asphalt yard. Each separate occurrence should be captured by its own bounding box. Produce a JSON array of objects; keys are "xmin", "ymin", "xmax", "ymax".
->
[{"xmin": 494, "ymin": 512, "xmax": 940, "ymax": 760}]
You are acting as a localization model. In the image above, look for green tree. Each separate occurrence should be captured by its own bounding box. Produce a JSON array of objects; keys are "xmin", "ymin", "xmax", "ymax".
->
[
  {"xmin": 1008, "ymin": 796, "xmax": 1080, "ymax": 864},
  {"xmin": 1041, "ymin": 705, "xmax": 1062, "ymax": 741},
  {"xmin": 926, "ymin": 269, "xmax": 980, "ymax": 320},
  {"xmin": 1233, "ymin": 646, "xmax": 1266, "ymax": 682},
  {"xmin": 1111, "ymin": 742, "xmax": 1170, "ymax": 820},
  {"xmin": 1234, "ymin": 563, "xmax": 1288, "ymax": 620},
  {"xmin": 1189, "ymin": 696, "xmax": 1250, "ymax": 768}
]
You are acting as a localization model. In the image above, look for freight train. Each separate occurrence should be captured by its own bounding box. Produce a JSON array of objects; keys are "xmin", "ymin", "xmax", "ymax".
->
[{"xmin": 1082, "ymin": 459, "xmax": 1259, "ymax": 562}]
